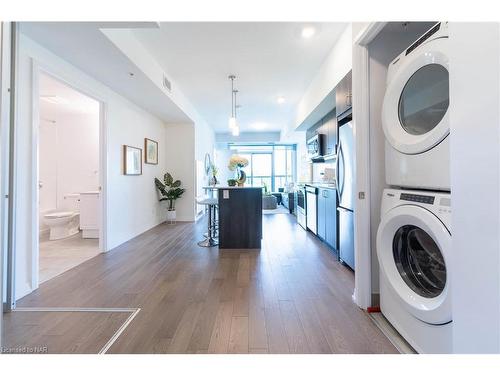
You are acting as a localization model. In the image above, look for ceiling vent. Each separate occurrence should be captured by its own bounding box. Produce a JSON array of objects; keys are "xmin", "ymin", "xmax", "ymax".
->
[{"xmin": 162, "ymin": 74, "xmax": 172, "ymax": 92}]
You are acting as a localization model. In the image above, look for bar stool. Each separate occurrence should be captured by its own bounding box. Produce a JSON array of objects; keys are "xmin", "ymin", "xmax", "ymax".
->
[{"xmin": 196, "ymin": 196, "xmax": 218, "ymax": 247}]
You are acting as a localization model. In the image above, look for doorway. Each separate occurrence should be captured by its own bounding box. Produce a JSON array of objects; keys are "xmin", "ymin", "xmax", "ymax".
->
[{"xmin": 36, "ymin": 71, "xmax": 103, "ymax": 284}]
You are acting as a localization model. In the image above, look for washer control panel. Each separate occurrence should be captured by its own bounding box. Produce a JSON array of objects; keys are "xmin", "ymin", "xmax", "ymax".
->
[{"xmin": 400, "ymin": 193, "xmax": 435, "ymax": 205}]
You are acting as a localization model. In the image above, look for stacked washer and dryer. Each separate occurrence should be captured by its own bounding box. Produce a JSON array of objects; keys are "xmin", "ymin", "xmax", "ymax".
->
[{"xmin": 376, "ymin": 22, "xmax": 453, "ymax": 353}]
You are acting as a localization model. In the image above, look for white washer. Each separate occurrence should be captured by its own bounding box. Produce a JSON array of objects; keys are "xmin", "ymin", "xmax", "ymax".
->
[
  {"xmin": 377, "ymin": 188, "xmax": 452, "ymax": 353},
  {"xmin": 382, "ymin": 22, "xmax": 450, "ymax": 191}
]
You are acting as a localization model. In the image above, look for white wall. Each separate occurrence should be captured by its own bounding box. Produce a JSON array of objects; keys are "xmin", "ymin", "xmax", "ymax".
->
[
  {"xmin": 279, "ymin": 129, "xmax": 309, "ymax": 183},
  {"xmin": 102, "ymin": 28, "xmax": 215, "ymax": 200},
  {"xmin": 164, "ymin": 123, "xmax": 196, "ymax": 222},
  {"xmin": 449, "ymin": 23, "xmax": 500, "ymax": 353},
  {"xmin": 39, "ymin": 111, "xmax": 100, "ymax": 233},
  {"xmin": 214, "ymin": 146, "xmax": 236, "ymax": 187},
  {"xmin": 14, "ymin": 34, "xmax": 170, "ymax": 299}
]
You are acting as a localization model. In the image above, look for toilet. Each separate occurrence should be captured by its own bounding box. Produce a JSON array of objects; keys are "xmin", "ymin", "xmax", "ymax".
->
[
  {"xmin": 43, "ymin": 193, "xmax": 80, "ymax": 240},
  {"xmin": 43, "ymin": 211, "xmax": 80, "ymax": 240}
]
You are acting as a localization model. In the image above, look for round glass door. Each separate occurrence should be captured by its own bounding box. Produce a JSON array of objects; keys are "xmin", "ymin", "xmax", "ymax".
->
[
  {"xmin": 392, "ymin": 224, "xmax": 446, "ymax": 298},
  {"xmin": 398, "ymin": 64, "xmax": 449, "ymax": 136}
]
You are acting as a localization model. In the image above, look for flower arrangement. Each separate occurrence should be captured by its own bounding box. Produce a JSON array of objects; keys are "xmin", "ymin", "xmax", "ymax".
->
[
  {"xmin": 228, "ymin": 155, "xmax": 249, "ymax": 171},
  {"xmin": 228, "ymin": 155, "xmax": 249, "ymax": 187}
]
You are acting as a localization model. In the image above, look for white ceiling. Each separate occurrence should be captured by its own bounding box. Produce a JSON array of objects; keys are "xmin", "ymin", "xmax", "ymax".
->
[
  {"xmin": 20, "ymin": 22, "xmax": 192, "ymax": 124},
  {"xmin": 133, "ymin": 22, "xmax": 348, "ymax": 133},
  {"xmin": 39, "ymin": 72, "xmax": 100, "ymax": 120}
]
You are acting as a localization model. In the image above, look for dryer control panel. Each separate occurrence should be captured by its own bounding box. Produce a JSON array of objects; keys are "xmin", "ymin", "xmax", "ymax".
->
[{"xmin": 400, "ymin": 193, "xmax": 435, "ymax": 205}]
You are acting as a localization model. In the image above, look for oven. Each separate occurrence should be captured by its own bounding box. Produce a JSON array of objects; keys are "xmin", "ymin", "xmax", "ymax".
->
[{"xmin": 296, "ymin": 187, "xmax": 306, "ymax": 229}]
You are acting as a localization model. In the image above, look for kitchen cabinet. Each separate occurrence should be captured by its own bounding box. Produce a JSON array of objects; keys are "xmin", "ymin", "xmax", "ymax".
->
[
  {"xmin": 317, "ymin": 189, "xmax": 326, "ymax": 240},
  {"xmin": 306, "ymin": 109, "xmax": 336, "ymax": 160},
  {"xmin": 335, "ymin": 70, "xmax": 352, "ymax": 118},
  {"xmin": 317, "ymin": 187, "xmax": 338, "ymax": 250},
  {"xmin": 323, "ymin": 111, "xmax": 337, "ymax": 156}
]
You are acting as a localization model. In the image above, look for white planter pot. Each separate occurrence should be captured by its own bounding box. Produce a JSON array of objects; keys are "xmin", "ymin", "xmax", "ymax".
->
[{"xmin": 166, "ymin": 209, "xmax": 176, "ymax": 222}]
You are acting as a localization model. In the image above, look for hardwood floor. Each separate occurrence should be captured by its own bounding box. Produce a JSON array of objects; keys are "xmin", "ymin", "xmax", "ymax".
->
[{"xmin": 5, "ymin": 214, "xmax": 398, "ymax": 354}]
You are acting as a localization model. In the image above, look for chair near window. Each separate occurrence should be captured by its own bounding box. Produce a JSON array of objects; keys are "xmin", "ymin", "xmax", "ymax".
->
[{"xmin": 262, "ymin": 195, "xmax": 278, "ymax": 210}]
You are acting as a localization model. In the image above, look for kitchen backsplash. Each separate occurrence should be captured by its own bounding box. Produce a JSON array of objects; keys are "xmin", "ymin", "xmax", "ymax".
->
[{"xmin": 312, "ymin": 160, "xmax": 336, "ymax": 183}]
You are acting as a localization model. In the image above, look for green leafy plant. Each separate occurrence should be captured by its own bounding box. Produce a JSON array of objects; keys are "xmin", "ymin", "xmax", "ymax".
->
[
  {"xmin": 210, "ymin": 164, "xmax": 218, "ymax": 177},
  {"xmin": 155, "ymin": 172, "xmax": 186, "ymax": 211},
  {"xmin": 263, "ymin": 182, "xmax": 271, "ymax": 195},
  {"xmin": 227, "ymin": 179, "xmax": 237, "ymax": 186}
]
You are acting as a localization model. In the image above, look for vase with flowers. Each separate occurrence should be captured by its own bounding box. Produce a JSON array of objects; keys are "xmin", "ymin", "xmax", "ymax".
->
[{"xmin": 228, "ymin": 155, "xmax": 249, "ymax": 187}]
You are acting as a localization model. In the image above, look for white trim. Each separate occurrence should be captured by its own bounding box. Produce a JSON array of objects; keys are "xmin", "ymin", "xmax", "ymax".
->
[
  {"xmin": 354, "ymin": 22, "xmax": 388, "ymax": 46},
  {"xmin": 352, "ymin": 22, "xmax": 386, "ymax": 309},
  {"xmin": 99, "ymin": 308, "xmax": 141, "ymax": 354},
  {"xmin": 13, "ymin": 307, "xmax": 141, "ymax": 354},
  {"xmin": 31, "ymin": 60, "xmax": 39, "ymax": 290},
  {"xmin": 30, "ymin": 62, "xmax": 109, "ymax": 292}
]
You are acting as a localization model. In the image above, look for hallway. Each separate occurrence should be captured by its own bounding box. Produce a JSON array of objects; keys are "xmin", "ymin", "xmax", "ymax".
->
[{"xmin": 6, "ymin": 215, "xmax": 397, "ymax": 354}]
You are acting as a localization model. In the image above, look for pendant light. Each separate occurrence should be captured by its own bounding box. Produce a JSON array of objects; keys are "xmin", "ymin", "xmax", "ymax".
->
[
  {"xmin": 231, "ymin": 88, "xmax": 240, "ymax": 136},
  {"xmin": 228, "ymin": 75, "xmax": 237, "ymax": 130}
]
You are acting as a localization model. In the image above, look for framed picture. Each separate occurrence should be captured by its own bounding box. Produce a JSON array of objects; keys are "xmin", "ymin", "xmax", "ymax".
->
[
  {"xmin": 123, "ymin": 145, "xmax": 142, "ymax": 175},
  {"xmin": 145, "ymin": 138, "xmax": 158, "ymax": 165}
]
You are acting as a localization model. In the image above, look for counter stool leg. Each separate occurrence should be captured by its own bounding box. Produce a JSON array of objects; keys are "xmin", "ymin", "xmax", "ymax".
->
[{"xmin": 198, "ymin": 204, "xmax": 218, "ymax": 247}]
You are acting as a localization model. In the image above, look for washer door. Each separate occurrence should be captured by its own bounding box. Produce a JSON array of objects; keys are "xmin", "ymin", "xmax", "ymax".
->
[
  {"xmin": 382, "ymin": 37, "xmax": 449, "ymax": 155},
  {"xmin": 377, "ymin": 205, "xmax": 451, "ymax": 324}
]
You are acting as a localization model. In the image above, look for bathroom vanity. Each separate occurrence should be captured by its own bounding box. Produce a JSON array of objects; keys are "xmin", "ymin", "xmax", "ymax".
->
[{"xmin": 79, "ymin": 191, "xmax": 100, "ymax": 238}]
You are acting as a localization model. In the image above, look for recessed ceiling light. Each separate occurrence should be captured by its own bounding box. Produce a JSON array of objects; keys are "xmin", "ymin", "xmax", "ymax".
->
[
  {"xmin": 301, "ymin": 26, "xmax": 316, "ymax": 39},
  {"xmin": 277, "ymin": 96, "xmax": 286, "ymax": 104}
]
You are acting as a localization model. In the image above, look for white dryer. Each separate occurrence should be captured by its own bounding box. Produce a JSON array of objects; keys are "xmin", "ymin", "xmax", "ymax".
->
[
  {"xmin": 382, "ymin": 22, "xmax": 450, "ymax": 191},
  {"xmin": 377, "ymin": 188, "xmax": 452, "ymax": 353}
]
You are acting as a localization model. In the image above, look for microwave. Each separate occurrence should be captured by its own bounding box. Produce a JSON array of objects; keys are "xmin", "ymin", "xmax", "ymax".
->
[{"xmin": 307, "ymin": 134, "xmax": 325, "ymax": 160}]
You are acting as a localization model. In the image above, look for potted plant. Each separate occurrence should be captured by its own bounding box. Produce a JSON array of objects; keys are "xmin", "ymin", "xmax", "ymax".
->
[
  {"xmin": 210, "ymin": 164, "xmax": 219, "ymax": 186},
  {"xmin": 154, "ymin": 172, "xmax": 186, "ymax": 223},
  {"xmin": 227, "ymin": 178, "xmax": 237, "ymax": 186}
]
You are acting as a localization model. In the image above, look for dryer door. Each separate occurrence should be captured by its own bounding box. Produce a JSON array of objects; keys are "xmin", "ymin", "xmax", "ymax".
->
[
  {"xmin": 377, "ymin": 205, "xmax": 451, "ymax": 324},
  {"xmin": 382, "ymin": 37, "xmax": 449, "ymax": 155}
]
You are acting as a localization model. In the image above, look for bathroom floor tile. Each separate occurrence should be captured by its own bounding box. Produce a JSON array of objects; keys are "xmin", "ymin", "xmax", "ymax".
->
[{"xmin": 39, "ymin": 232, "xmax": 100, "ymax": 284}]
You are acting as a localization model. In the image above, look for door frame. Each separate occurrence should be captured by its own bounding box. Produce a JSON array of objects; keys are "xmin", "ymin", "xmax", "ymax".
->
[
  {"xmin": 30, "ymin": 61, "xmax": 108, "ymax": 290},
  {"xmin": 352, "ymin": 22, "xmax": 387, "ymax": 309}
]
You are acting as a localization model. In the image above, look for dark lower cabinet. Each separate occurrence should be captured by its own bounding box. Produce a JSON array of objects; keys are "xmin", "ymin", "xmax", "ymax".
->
[
  {"xmin": 317, "ymin": 190, "xmax": 326, "ymax": 240},
  {"xmin": 317, "ymin": 188, "xmax": 337, "ymax": 250},
  {"xmin": 325, "ymin": 190, "xmax": 337, "ymax": 249}
]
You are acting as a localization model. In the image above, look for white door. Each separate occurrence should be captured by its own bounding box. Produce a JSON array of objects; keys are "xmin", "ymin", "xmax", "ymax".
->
[
  {"xmin": 377, "ymin": 204, "xmax": 451, "ymax": 324},
  {"xmin": 382, "ymin": 37, "xmax": 450, "ymax": 155}
]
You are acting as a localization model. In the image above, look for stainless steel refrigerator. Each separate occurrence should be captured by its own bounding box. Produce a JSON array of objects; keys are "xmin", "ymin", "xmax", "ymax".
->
[{"xmin": 336, "ymin": 115, "xmax": 355, "ymax": 270}]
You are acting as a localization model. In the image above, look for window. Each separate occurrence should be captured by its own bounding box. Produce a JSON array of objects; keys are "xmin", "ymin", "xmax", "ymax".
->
[{"xmin": 228, "ymin": 144, "xmax": 296, "ymax": 191}]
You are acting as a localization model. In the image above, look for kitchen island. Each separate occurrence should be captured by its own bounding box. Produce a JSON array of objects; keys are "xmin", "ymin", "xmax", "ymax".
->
[{"xmin": 217, "ymin": 186, "xmax": 262, "ymax": 249}]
